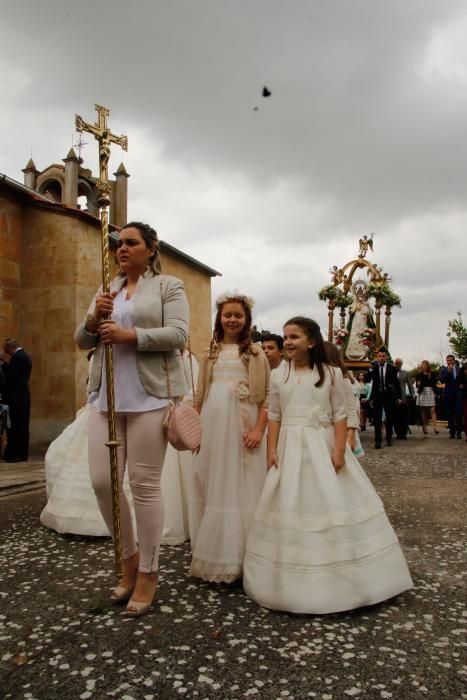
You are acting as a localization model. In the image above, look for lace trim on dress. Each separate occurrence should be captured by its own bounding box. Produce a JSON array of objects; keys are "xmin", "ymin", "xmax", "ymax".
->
[{"xmin": 189, "ymin": 559, "xmax": 242, "ymax": 583}]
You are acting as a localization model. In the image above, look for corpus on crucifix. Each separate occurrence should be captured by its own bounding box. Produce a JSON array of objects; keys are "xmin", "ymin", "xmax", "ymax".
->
[{"xmin": 75, "ymin": 104, "xmax": 128, "ymax": 577}]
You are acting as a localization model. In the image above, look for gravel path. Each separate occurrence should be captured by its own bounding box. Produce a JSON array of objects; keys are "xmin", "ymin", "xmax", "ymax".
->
[{"xmin": 0, "ymin": 431, "xmax": 465, "ymax": 699}]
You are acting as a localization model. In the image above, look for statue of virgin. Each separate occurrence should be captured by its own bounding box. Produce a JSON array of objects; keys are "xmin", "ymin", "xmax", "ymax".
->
[{"xmin": 345, "ymin": 282, "xmax": 375, "ymax": 361}]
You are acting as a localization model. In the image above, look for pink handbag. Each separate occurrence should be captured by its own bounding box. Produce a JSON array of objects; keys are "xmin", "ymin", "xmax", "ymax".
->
[
  {"xmin": 160, "ymin": 281, "xmax": 202, "ymax": 451},
  {"xmin": 163, "ymin": 399, "xmax": 202, "ymax": 451}
]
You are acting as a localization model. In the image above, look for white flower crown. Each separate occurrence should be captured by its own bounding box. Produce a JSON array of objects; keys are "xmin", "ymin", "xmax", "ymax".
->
[{"xmin": 215, "ymin": 290, "xmax": 255, "ymax": 311}]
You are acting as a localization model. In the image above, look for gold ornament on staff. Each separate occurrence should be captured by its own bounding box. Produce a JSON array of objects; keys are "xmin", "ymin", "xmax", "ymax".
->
[{"xmin": 75, "ymin": 104, "xmax": 128, "ymax": 578}]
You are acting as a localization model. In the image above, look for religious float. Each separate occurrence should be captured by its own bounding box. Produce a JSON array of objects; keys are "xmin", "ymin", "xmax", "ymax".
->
[{"xmin": 318, "ymin": 235, "xmax": 401, "ymax": 371}]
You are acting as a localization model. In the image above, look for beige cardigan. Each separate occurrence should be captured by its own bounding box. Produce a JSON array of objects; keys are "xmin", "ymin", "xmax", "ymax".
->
[
  {"xmin": 74, "ymin": 271, "xmax": 190, "ymax": 398},
  {"xmin": 194, "ymin": 343, "xmax": 270, "ymax": 410}
]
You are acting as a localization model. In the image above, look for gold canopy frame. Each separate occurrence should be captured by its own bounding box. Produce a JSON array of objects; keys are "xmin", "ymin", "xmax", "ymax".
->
[{"xmin": 319, "ymin": 235, "xmax": 400, "ymax": 369}]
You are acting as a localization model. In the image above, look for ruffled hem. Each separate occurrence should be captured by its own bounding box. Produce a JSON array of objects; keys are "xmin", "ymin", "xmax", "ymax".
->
[
  {"xmin": 40, "ymin": 508, "xmax": 110, "ymax": 537},
  {"xmin": 161, "ymin": 534, "xmax": 189, "ymax": 546},
  {"xmin": 190, "ymin": 558, "xmax": 242, "ymax": 583}
]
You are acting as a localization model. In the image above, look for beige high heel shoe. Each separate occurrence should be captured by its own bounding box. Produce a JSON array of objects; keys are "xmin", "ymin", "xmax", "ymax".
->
[{"xmin": 126, "ymin": 572, "xmax": 158, "ymax": 618}]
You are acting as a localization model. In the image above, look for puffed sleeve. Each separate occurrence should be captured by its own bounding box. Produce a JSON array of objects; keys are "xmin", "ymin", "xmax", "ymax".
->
[
  {"xmin": 329, "ymin": 367, "xmax": 348, "ymax": 423},
  {"xmin": 267, "ymin": 368, "xmax": 282, "ymax": 422}
]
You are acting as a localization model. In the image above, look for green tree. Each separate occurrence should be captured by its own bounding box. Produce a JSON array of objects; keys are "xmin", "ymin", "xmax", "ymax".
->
[{"xmin": 447, "ymin": 311, "xmax": 467, "ymax": 361}]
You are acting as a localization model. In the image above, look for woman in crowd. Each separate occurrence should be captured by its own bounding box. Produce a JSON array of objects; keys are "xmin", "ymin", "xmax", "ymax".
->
[
  {"xmin": 190, "ymin": 292, "xmax": 269, "ymax": 583},
  {"xmin": 243, "ymin": 316, "xmax": 412, "ymax": 614},
  {"xmin": 356, "ymin": 370, "xmax": 372, "ymax": 430},
  {"xmin": 416, "ymin": 360, "xmax": 439, "ymax": 435},
  {"xmin": 75, "ymin": 221, "xmax": 189, "ymax": 616}
]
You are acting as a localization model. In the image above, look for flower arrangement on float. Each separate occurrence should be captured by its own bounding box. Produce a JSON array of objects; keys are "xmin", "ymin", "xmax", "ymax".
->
[
  {"xmin": 358, "ymin": 328, "xmax": 377, "ymax": 358},
  {"xmin": 318, "ymin": 286, "xmax": 353, "ymax": 307},
  {"xmin": 367, "ymin": 282, "xmax": 401, "ymax": 308},
  {"xmin": 334, "ymin": 328, "xmax": 350, "ymax": 346},
  {"xmin": 318, "ymin": 284, "xmax": 338, "ymax": 301}
]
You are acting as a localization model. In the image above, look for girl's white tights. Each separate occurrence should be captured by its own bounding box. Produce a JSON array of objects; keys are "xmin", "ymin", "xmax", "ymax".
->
[{"xmin": 88, "ymin": 408, "xmax": 167, "ymax": 573}]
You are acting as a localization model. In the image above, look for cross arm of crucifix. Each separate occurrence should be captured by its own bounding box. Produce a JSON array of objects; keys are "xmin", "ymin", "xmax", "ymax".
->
[{"xmin": 75, "ymin": 115, "xmax": 128, "ymax": 152}]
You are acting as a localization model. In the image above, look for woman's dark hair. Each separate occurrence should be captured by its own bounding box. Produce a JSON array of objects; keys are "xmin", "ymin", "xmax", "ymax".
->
[
  {"xmin": 283, "ymin": 316, "xmax": 327, "ymax": 387},
  {"xmin": 323, "ymin": 340, "xmax": 350, "ymax": 379},
  {"xmin": 118, "ymin": 221, "xmax": 161, "ymax": 275},
  {"xmin": 210, "ymin": 297, "xmax": 253, "ymax": 359},
  {"xmin": 357, "ymin": 371, "xmax": 366, "ymax": 382}
]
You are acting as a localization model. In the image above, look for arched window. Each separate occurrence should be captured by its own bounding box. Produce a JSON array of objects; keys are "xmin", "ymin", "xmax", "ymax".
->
[
  {"xmin": 38, "ymin": 178, "xmax": 62, "ymax": 203},
  {"xmin": 77, "ymin": 180, "xmax": 98, "ymax": 216}
]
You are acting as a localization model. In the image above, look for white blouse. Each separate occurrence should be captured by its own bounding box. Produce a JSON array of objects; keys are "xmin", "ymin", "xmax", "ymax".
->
[{"xmin": 90, "ymin": 289, "xmax": 169, "ymax": 413}]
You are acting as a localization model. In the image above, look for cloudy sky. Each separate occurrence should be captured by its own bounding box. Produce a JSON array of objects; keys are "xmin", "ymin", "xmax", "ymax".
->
[{"xmin": 2, "ymin": 0, "xmax": 466, "ymax": 367}]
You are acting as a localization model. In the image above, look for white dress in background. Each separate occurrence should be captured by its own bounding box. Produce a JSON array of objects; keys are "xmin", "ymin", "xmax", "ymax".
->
[
  {"xmin": 40, "ymin": 405, "xmax": 132, "ymax": 536},
  {"xmin": 160, "ymin": 352, "xmax": 199, "ymax": 545},
  {"xmin": 190, "ymin": 346, "xmax": 267, "ymax": 582},
  {"xmin": 243, "ymin": 363, "xmax": 413, "ymax": 614}
]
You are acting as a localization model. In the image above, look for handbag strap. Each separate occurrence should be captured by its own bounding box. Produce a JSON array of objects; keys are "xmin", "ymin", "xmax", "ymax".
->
[{"xmin": 160, "ymin": 279, "xmax": 196, "ymax": 403}]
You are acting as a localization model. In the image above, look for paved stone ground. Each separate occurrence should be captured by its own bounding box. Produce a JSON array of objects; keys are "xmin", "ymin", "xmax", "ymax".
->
[{"xmin": 0, "ymin": 429, "xmax": 466, "ymax": 700}]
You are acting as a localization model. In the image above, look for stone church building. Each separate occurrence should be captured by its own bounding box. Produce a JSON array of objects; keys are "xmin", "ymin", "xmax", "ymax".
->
[{"xmin": 0, "ymin": 150, "xmax": 219, "ymax": 446}]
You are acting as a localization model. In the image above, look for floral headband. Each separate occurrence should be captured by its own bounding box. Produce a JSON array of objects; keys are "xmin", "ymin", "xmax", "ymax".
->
[{"xmin": 215, "ymin": 290, "xmax": 255, "ymax": 311}]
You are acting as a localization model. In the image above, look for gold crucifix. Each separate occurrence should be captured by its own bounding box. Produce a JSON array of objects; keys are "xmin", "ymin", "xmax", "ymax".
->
[
  {"xmin": 75, "ymin": 104, "xmax": 128, "ymax": 578},
  {"xmin": 76, "ymin": 104, "xmax": 128, "ymax": 207}
]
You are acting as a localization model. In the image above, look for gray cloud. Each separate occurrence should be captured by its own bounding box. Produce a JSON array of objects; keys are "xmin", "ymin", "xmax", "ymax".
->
[{"xmin": 1, "ymin": 0, "xmax": 466, "ymax": 365}]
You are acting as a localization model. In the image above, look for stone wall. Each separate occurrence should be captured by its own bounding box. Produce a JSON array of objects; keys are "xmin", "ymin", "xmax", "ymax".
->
[
  {"xmin": 0, "ymin": 192, "xmax": 22, "ymax": 340},
  {"xmin": 159, "ymin": 251, "xmax": 213, "ymax": 356},
  {"xmin": 19, "ymin": 207, "xmax": 102, "ymax": 444}
]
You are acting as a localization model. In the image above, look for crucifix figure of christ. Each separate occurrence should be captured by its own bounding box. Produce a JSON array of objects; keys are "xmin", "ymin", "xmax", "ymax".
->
[{"xmin": 75, "ymin": 104, "xmax": 128, "ymax": 578}]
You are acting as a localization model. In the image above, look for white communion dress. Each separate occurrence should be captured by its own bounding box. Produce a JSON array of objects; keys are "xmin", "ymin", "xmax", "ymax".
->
[
  {"xmin": 39, "ymin": 405, "xmax": 129, "ymax": 536},
  {"xmin": 243, "ymin": 363, "xmax": 413, "ymax": 614},
  {"xmin": 190, "ymin": 346, "xmax": 267, "ymax": 582}
]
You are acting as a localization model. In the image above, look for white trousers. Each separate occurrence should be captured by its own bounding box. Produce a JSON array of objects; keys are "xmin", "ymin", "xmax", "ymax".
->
[{"xmin": 88, "ymin": 408, "xmax": 167, "ymax": 573}]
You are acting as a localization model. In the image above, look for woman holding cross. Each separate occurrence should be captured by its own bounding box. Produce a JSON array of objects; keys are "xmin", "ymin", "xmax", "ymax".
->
[{"xmin": 75, "ymin": 221, "xmax": 189, "ymax": 616}]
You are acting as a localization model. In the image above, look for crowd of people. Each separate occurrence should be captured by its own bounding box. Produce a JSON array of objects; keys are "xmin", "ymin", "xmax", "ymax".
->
[
  {"xmin": 2, "ymin": 221, "xmax": 466, "ymax": 620},
  {"xmin": 353, "ymin": 352, "xmax": 467, "ymax": 445}
]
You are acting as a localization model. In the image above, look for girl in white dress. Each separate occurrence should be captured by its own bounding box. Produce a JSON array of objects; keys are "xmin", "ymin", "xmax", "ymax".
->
[
  {"xmin": 243, "ymin": 316, "xmax": 413, "ymax": 614},
  {"xmin": 190, "ymin": 292, "xmax": 270, "ymax": 582}
]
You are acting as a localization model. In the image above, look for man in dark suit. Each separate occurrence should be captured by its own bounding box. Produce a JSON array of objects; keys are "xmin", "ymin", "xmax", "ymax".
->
[
  {"xmin": 439, "ymin": 354, "xmax": 463, "ymax": 439},
  {"xmin": 2, "ymin": 338, "xmax": 32, "ymax": 462},
  {"xmin": 368, "ymin": 347, "xmax": 401, "ymax": 449}
]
